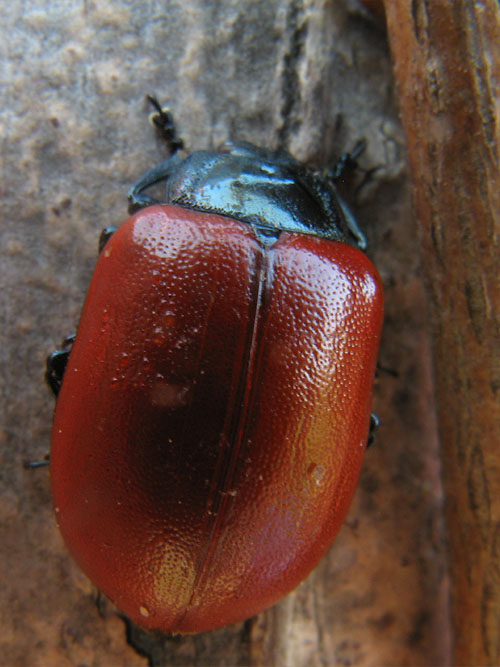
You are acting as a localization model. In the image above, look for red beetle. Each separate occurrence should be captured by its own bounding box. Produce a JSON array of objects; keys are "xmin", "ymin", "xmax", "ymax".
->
[{"xmin": 48, "ymin": 100, "xmax": 383, "ymax": 634}]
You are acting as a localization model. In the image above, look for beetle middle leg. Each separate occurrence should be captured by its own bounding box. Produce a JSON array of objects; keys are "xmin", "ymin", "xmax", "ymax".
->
[
  {"xmin": 328, "ymin": 141, "xmax": 369, "ymax": 251},
  {"xmin": 46, "ymin": 334, "xmax": 76, "ymax": 397},
  {"xmin": 25, "ymin": 334, "xmax": 76, "ymax": 468}
]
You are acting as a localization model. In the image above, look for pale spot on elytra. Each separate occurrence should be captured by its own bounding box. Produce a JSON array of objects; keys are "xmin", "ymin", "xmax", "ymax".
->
[{"xmin": 150, "ymin": 381, "xmax": 192, "ymax": 408}]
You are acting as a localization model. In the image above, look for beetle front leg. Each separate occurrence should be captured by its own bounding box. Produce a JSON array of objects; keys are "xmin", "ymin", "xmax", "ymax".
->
[
  {"xmin": 127, "ymin": 153, "xmax": 184, "ymax": 211},
  {"xmin": 326, "ymin": 140, "xmax": 369, "ymax": 251},
  {"xmin": 334, "ymin": 190, "xmax": 367, "ymax": 251},
  {"xmin": 128, "ymin": 96, "xmax": 186, "ymax": 211}
]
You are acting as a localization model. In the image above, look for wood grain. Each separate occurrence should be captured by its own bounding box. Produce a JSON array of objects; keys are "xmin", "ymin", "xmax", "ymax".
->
[{"xmin": 385, "ymin": 2, "xmax": 500, "ymax": 664}]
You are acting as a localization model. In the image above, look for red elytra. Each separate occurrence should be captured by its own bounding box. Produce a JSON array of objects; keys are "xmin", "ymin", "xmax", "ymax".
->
[{"xmin": 50, "ymin": 204, "xmax": 383, "ymax": 634}]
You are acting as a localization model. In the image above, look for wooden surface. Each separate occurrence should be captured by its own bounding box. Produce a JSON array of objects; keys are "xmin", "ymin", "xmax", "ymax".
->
[
  {"xmin": 385, "ymin": 1, "xmax": 500, "ymax": 664},
  {"xmin": 1, "ymin": 1, "xmax": 449, "ymax": 664}
]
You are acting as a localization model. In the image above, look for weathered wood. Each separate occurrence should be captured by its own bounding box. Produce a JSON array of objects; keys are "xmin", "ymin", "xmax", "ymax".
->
[{"xmin": 385, "ymin": 2, "xmax": 500, "ymax": 664}]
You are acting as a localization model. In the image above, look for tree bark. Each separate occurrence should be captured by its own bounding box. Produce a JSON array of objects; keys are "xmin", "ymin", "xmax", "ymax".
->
[{"xmin": 385, "ymin": 2, "xmax": 500, "ymax": 664}]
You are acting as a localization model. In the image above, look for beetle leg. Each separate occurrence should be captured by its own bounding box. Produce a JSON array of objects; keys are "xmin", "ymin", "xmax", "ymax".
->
[
  {"xmin": 305, "ymin": 171, "xmax": 368, "ymax": 250},
  {"xmin": 23, "ymin": 454, "xmax": 50, "ymax": 469},
  {"xmin": 46, "ymin": 334, "xmax": 76, "ymax": 397},
  {"xmin": 127, "ymin": 153, "xmax": 184, "ymax": 211},
  {"xmin": 366, "ymin": 412, "xmax": 380, "ymax": 448},
  {"xmin": 128, "ymin": 96, "xmax": 186, "ymax": 211},
  {"xmin": 334, "ymin": 190, "xmax": 367, "ymax": 251},
  {"xmin": 99, "ymin": 226, "xmax": 118, "ymax": 254},
  {"xmin": 376, "ymin": 362, "xmax": 398, "ymax": 377},
  {"xmin": 323, "ymin": 140, "xmax": 369, "ymax": 251},
  {"xmin": 35, "ymin": 336, "xmax": 75, "ymax": 466}
]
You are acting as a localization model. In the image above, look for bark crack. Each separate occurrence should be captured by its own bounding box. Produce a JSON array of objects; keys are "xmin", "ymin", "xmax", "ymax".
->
[{"xmin": 277, "ymin": 0, "xmax": 307, "ymax": 150}]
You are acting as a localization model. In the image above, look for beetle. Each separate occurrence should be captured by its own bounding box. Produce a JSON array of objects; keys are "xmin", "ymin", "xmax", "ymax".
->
[{"xmin": 48, "ymin": 97, "xmax": 384, "ymax": 635}]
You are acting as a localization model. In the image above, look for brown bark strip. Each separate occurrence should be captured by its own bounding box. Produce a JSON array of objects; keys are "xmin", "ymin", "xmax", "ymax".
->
[{"xmin": 384, "ymin": 2, "xmax": 500, "ymax": 664}]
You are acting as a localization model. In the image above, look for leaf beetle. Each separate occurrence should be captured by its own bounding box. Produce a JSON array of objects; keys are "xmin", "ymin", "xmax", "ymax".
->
[{"xmin": 48, "ymin": 97, "xmax": 383, "ymax": 634}]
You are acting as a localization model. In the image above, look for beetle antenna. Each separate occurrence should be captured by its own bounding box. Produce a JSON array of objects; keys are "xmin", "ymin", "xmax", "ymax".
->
[
  {"xmin": 327, "ymin": 139, "xmax": 367, "ymax": 182},
  {"xmin": 146, "ymin": 94, "xmax": 184, "ymax": 155}
]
